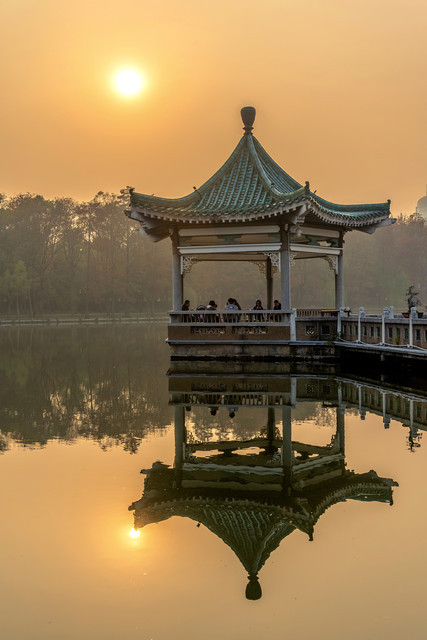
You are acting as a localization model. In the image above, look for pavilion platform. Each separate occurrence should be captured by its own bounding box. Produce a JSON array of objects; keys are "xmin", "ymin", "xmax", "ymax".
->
[{"xmin": 167, "ymin": 308, "xmax": 427, "ymax": 365}]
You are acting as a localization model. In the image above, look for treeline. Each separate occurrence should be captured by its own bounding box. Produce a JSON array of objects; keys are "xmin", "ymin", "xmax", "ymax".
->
[
  {"xmin": 288, "ymin": 213, "xmax": 427, "ymax": 312},
  {"xmin": 0, "ymin": 191, "xmax": 426, "ymax": 315},
  {"xmin": 0, "ymin": 192, "xmax": 171, "ymax": 316},
  {"xmin": 343, "ymin": 213, "xmax": 427, "ymax": 312}
]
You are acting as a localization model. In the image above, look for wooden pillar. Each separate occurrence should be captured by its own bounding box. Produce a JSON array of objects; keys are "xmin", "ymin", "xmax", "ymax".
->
[
  {"xmin": 280, "ymin": 227, "xmax": 291, "ymax": 310},
  {"xmin": 335, "ymin": 251, "xmax": 344, "ymax": 309},
  {"xmin": 336, "ymin": 383, "xmax": 345, "ymax": 455},
  {"xmin": 266, "ymin": 258, "xmax": 273, "ymax": 309},
  {"xmin": 171, "ymin": 230, "xmax": 183, "ymax": 311},
  {"xmin": 282, "ymin": 405, "xmax": 292, "ymax": 491}
]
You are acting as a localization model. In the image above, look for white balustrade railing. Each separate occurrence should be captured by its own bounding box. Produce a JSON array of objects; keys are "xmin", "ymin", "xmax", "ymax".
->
[{"xmin": 341, "ymin": 306, "xmax": 427, "ymax": 350}]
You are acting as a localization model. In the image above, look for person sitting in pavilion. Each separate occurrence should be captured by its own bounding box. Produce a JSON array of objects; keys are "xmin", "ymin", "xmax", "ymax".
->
[
  {"xmin": 195, "ymin": 304, "xmax": 207, "ymax": 322},
  {"xmin": 206, "ymin": 300, "xmax": 219, "ymax": 322},
  {"xmin": 273, "ymin": 299, "xmax": 281, "ymax": 322},
  {"xmin": 251, "ymin": 299, "xmax": 264, "ymax": 322},
  {"xmin": 224, "ymin": 298, "xmax": 239, "ymax": 323},
  {"xmin": 181, "ymin": 299, "xmax": 191, "ymax": 322}
]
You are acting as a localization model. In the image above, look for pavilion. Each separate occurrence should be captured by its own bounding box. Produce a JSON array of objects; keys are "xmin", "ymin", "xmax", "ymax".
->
[{"xmin": 125, "ymin": 107, "xmax": 394, "ymax": 313}]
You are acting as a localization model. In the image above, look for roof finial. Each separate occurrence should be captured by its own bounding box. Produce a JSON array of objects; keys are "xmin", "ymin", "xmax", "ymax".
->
[
  {"xmin": 241, "ymin": 106, "xmax": 256, "ymax": 134},
  {"xmin": 246, "ymin": 574, "xmax": 262, "ymax": 600}
]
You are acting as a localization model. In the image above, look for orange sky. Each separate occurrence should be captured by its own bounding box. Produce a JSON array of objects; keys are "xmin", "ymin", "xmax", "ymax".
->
[{"xmin": 1, "ymin": 0, "xmax": 426, "ymax": 214}]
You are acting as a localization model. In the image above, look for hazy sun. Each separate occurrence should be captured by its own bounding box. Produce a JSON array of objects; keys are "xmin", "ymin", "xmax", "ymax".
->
[{"xmin": 114, "ymin": 70, "xmax": 144, "ymax": 96}]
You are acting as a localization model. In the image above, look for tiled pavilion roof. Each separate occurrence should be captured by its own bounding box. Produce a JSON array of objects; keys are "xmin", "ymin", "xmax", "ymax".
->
[
  {"xmin": 126, "ymin": 107, "xmax": 392, "ymax": 229},
  {"xmin": 129, "ymin": 463, "xmax": 397, "ymax": 599},
  {"xmin": 133, "ymin": 496, "xmax": 296, "ymax": 579}
]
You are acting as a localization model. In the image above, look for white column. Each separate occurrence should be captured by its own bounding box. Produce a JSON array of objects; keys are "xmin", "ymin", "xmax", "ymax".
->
[
  {"xmin": 409, "ymin": 307, "xmax": 416, "ymax": 347},
  {"xmin": 382, "ymin": 392, "xmax": 390, "ymax": 428},
  {"xmin": 409, "ymin": 399, "xmax": 417, "ymax": 440},
  {"xmin": 381, "ymin": 307, "xmax": 389, "ymax": 345},
  {"xmin": 280, "ymin": 227, "xmax": 291, "ymax": 310},
  {"xmin": 266, "ymin": 258, "xmax": 273, "ymax": 309},
  {"xmin": 171, "ymin": 230, "xmax": 183, "ymax": 311},
  {"xmin": 336, "ymin": 383, "xmax": 345, "ymax": 456},
  {"xmin": 290, "ymin": 308, "xmax": 296, "ymax": 341},
  {"xmin": 282, "ymin": 405, "xmax": 293, "ymax": 491},
  {"xmin": 358, "ymin": 384, "xmax": 366, "ymax": 420},
  {"xmin": 337, "ymin": 309, "xmax": 343, "ymax": 335},
  {"xmin": 290, "ymin": 376, "xmax": 297, "ymax": 406},
  {"xmin": 174, "ymin": 405, "xmax": 185, "ymax": 487},
  {"xmin": 267, "ymin": 407, "xmax": 275, "ymax": 451},
  {"xmin": 335, "ymin": 251, "xmax": 344, "ymax": 309}
]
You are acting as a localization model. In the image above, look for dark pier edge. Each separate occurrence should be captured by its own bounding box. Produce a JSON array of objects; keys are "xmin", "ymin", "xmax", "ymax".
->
[{"xmin": 168, "ymin": 343, "xmax": 427, "ymax": 394}]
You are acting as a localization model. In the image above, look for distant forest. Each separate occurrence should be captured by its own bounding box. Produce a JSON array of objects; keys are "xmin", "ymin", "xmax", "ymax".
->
[{"xmin": 0, "ymin": 191, "xmax": 426, "ymax": 315}]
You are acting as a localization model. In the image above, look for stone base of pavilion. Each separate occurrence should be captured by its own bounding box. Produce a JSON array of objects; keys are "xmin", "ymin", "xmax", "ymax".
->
[
  {"xmin": 168, "ymin": 324, "xmax": 336, "ymax": 363},
  {"xmin": 168, "ymin": 338, "xmax": 337, "ymax": 362}
]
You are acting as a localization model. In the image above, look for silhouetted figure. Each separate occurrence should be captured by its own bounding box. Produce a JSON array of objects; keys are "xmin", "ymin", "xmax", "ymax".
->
[{"xmin": 182, "ymin": 299, "xmax": 191, "ymax": 322}]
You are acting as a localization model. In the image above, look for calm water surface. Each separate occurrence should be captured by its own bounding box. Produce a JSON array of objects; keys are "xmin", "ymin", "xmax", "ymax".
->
[{"xmin": 0, "ymin": 325, "xmax": 426, "ymax": 640}]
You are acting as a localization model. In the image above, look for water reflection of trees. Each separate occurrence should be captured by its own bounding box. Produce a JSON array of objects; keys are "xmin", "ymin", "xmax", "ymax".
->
[{"xmin": 0, "ymin": 325, "xmax": 170, "ymax": 452}]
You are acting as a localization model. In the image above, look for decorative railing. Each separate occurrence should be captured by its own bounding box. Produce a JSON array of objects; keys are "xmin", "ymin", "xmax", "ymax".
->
[
  {"xmin": 169, "ymin": 309, "xmax": 297, "ymax": 340},
  {"xmin": 169, "ymin": 309, "xmax": 294, "ymax": 325},
  {"xmin": 296, "ymin": 308, "xmax": 340, "ymax": 317},
  {"xmin": 339, "ymin": 307, "xmax": 427, "ymax": 351},
  {"xmin": 168, "ymin": 307, "xmax": 427, "ymax": 351}
]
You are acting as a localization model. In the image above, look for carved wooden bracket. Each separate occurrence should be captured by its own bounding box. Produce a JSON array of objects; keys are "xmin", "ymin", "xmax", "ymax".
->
[
  {"xmin": 323, "ymin": 255, "xmax": 338, "ymax": 274},
  {"xmin": 263, "ymin": 252, "xmax": 280, "ymax": 273},
  {"xmin": 181, "ymin": 256, "xmax": 200, "ymax": 275}
]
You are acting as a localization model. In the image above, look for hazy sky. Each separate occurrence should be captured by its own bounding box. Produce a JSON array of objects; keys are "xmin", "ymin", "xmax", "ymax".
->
[{"xmin": 1, "ymin": 0, "xmax": 426, "ymax": 214}]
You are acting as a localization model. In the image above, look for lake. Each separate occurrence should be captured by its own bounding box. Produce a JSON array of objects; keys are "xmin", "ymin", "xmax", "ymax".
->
[{"xmin": 0, "ymin": 324, "xmax": 426, "ymax": 640}]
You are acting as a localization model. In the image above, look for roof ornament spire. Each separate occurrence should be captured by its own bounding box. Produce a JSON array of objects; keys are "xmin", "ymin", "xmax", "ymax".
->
[
  {"xmin": 245, "ymin": 573, "xmax": 262, "ymax": 600},
  {"xmin": 241, "ymin": 106, "xmax": 256, "ymax": 135}
]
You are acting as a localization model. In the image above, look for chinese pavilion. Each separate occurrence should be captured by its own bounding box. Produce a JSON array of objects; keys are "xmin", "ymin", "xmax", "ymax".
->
[{"xmin": 125, "ymin": 107, "xmax": 394, "ymax": 312}]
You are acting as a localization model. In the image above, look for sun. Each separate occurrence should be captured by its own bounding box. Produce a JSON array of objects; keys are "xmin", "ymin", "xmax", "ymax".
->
[{"xmin": 114, "ymin": 69, "xmax": 145, "ymax": 96}]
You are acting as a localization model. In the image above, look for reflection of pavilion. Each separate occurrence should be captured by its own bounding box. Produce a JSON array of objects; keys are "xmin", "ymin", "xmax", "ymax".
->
[{"xmin": 129, "ymin": 375, "xmax": 398, "ymax": 600}]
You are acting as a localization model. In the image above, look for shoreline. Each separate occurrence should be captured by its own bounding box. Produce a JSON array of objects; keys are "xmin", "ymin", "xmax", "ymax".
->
[{"xmin": 0, "ymin": 314, "xmax": 169, "ymax": 326}]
